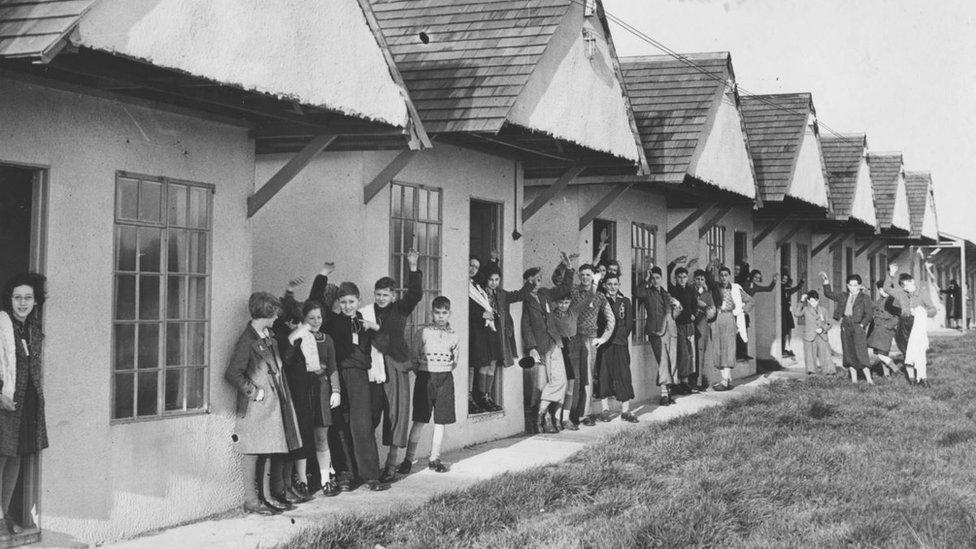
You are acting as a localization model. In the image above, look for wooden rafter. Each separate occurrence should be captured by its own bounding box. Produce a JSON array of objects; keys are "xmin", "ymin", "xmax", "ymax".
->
[
  {"xmin": 811, "ymin": 231, "xmax": 845, "ymax": 257},
  {"xmin": 697, "ymin": 204, "xmax": 733, "ymax": 239},
  {"xmin": 775, "ymin": 222, "xmax": 804, "ymax": 249},
  {"xmin": 522, "ymin": 165, "xmax": 585, "ymax": 224},
  {"xmin": 856, "ymin": 239, "xmax": 884, "ymax": 257},
  {"xmin": 666, "ymin": 202, "xmax": 715, "ymax": 243},
  {"xmin": 579, "ymin": 184, "xmax": 633, "ymax": 230},
  {"xmin": 363, "ymin": 150, "xmax": 418, "ymax": 204},
  {"xmin": 247, "ymin": 134, "xmax": 337, "ymax": 218},
  {"xmin": 752, "ymin": 212, "xmax": 789, "ymax": 247},
  {"xmin": 828, "ymin": 232, "xmax": 851, "ymax": 252}
]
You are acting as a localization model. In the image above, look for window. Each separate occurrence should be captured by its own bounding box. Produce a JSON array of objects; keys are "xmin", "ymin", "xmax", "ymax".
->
[
  {"xmin": 631, "ymin": 223, "xmax": 656, "ymax": 344},
  {"xmin": 845, "ymin": 247, "xmax": 854, "ymax": 281},
  {"xmin": 112, "ymin": 173, "xmax": 212, "ymax": 421},
  {"xmin": 391, "ymin": 182, "xmax": 442, "ymax": 339},
  {"xmin": 593, "ymin": 218, "xmax": 616, "ymax": 265},
  {"xmin": 706, "ymin": 225, "xmax": 726, "ymax": 266},
  {"xmin": 832, "ymin": 248, "xmax": 843, "ymax": 288},
  {"xmin": 796, "ymin": 244, "xmax": 808, "ymax": 286},
  {"xmin": 780, "ymin": 242, "xmax": 792, "ymax": 279},
  {"xmin": 734, "ymin": 231, "xmax": 748, "ymax": 267}
]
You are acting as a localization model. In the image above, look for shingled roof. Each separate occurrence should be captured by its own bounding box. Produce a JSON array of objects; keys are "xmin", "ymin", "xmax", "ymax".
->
[
  {"xmin": 740, "ymin": 93, "xmax": 818, "ymax": 203},
  {"xmin": 619, "ymin": 52, "xmax": 730, "ymax": 183},
  {"xmin": 821, "ymin": 133, "xmax": 866, "ymax": 219},
  {"xmin": 866, "ymin": 152, "xmax": 905, "ymax": 230},
  {"xmin": 904, "ymin": 171, "xmax": 936, "ymax": 239},
  {"xmin": 368, "ymin": 0, "xmax": 644, "ymax": 169},
  {"xmin": 0, "ymin": 0, "xmax": 96, "ymax": 61}
]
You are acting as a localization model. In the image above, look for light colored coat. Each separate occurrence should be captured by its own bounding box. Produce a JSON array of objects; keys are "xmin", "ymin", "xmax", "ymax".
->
[{"xmin": 0, "ymin": 312, "xmax": 15, "ymax": 401}]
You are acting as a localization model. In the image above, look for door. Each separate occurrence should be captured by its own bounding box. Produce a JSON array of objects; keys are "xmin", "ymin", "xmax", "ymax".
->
[
  {"xmin": 0, "ymin": 163, "xmax": 45, "ymax": 547},
  {"xmin": 469, "ymin": 200, "xmax": 505, "ymax": 413},
  {"xmin": 592, "ymin": 219, "xmax": 616, "ymax": 266}
]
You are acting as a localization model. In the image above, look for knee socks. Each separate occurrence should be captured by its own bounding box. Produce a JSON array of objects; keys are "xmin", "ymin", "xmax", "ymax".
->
[
  {"xmin": 430, "ymin": 424, "xmax": 445, "ymax": 461},
  {"xmin": 916, "ymin": 359, "xmax": 927, "ymax": 380},
  {"xmin": 621, "ymin": 400, "xmax": 630, "ymax": 413},
  {"xmin": 404, "ymin": 422, "xmax": 426, "ymax": 463},
  {"xmin": 385, "ymin": 446, "xmax": 400, "ymax": 472},
  {"xmin": 661, "ymin": 385, "xmax": 670, "ymax": 397}
]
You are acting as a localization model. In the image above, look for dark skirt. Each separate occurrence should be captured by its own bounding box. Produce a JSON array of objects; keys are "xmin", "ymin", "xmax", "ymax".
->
[
  {"xmin": 468, "ymin": 323, "xmax": 501, "ymax": 368},
  {"xmin": 594, "ymin": 344, "xmax": 634, "ymax": 401},
  {"xmin": 781, "ymin": 303, "xmax": 796, "ymax": 333},
  {"xmin": 867, "ymin": 322, "xmax": 896, "ymax": 354}
]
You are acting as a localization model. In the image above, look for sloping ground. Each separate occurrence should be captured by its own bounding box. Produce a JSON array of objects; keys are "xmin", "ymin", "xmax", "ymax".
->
[{"xmin": 286, "ymin": 333, "xmax": 976, "ymax": 548}]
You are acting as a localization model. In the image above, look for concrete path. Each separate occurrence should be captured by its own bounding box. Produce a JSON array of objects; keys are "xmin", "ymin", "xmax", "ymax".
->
[{"xmin": 94, "ymin": 371, "xmax": 801, "ymax": 549}]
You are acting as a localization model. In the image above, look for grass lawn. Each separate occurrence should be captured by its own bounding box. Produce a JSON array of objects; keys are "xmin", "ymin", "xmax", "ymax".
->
[{"xmin": 286, "ymin": 333, "xmax": 976, "ymax": 548}]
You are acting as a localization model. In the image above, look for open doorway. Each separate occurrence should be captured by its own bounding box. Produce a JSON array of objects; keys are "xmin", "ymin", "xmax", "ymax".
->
[
  {"xmin": 0, "ymin": 163, "xmax": 45, "ymax": 547},
  {"xmin": 592, "ymin": 219, "xmax": 616, "ymax": 267},
  {"xmin": 469, "ymin": 199, "xmax": 505, "ymax": 415}
]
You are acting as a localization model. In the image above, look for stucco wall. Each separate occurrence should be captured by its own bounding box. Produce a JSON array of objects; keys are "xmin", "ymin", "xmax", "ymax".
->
[
  {"xmin": 251, "ymin": 144, "xmax": 525, "ymax": 454},
  {"xmin": 0, "ymin": 78, "xmax": 254, "ymax": 544},
  {"xmin": 691, "ymin": 99, "xmax": 756, "ymax": 199},
  {"xmin": 922, "ymin": 195, "xmax": 939, "ymax": 241},
  {"xmin": 892, "ymin": 176, "xmax": 911, "ymax": 232},
  {"xmin": 74, "ymin": 0, "xmax": 409, "ymax": 127},
  {"xmin": 851, "ymin": 159, "xmax": 878, "ymax": 226},
  {"xmin": 752, "ymin": 223, "xmax": 813, "ymax": 361},
  {"xmin": 787, "ymin": 127, "xmax": 830, "ymax": 208},
  {"xmin": 507, "ymin": 4, "xmax": 641, "ymax": 162}
]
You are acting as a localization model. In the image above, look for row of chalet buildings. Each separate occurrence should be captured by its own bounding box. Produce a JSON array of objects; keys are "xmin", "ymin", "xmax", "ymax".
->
[{"xmin": 0, "ymin": 0, "xmax": 972, "ymax": 544}]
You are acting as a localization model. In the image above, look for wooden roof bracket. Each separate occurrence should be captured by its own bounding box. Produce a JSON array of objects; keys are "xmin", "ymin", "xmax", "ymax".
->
[
  {"xmin": 775, "ymin": 222, "xmax": 804, "ymax": 249},
  {"xmin": 363, "ymin": 150, "xmax": 418, "ymax": 204},
  {"xmin": 247, "ymin": 134, "xmax": 337, "ymax": 218},
  {"xmin": 522, "ymin": 165, "xmax": 586, "ymax": 224},
  {"xmin": 666, "ymin": 202, "xmax": 715, "ymax": 243},
  {"xmin": 752, "ymin": 212, "xmax": 790, "ymax": 247},
  {"xmin": 828, "ymin": 232, "xmax": 851, "ymax": 252},
  {"xmin": 579, "ymin": 184, "xmax": 633, "ymax": 230},
  {"xmin": 697, "ymin": 204, "xmax": 734, "ymax": 239},
  {"xmin": 811, "ymin": 231, "xmax": 845, "ymax": 258},
  {"xmin": 856, "ymin": 239, "xmax": 885, "ymax": 257}
]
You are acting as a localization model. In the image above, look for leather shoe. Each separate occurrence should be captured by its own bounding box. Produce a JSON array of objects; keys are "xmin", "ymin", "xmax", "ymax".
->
[
  {"xmin": 243, "ymin": 500, "xmax": 279, "ymax": 516},
  {"xmin": 428, "ymin": 459, "xmax": 449, "ymax": 473},
  {"xmin": 320, "ymin": 480, "xmax": 340, "ymax": 497},
  {"xmin": 379, "ymin": 468, "xmax": 398, "ymax": 484},
  {"xmin": 659, "ymin": 396, "xmax": 673, "ymax": 406},
  {"xmin": 286, "ymin": 486, "xmax": 312, "ymax": 503},
  {"xmin": 564, "ymin": 421, "xmax": 579, "ymax": 431},
  {"xmin": 365, "ymin": 480, "xmax": 391, "ymax": 492},
  {"xmin": 712, "ymin": 382, "xmax": 732, "ymax": 392},
  {"xmin": 598, "ymin": 410, "xmax": 613, "ymax": 422},
  {"xmin": 620, "ymin": 412, "xmax": 638, "ymax": 423},
  {"xmin": 3, "ymin": 516, "xmax": 24, "ymax": 535},
  {"xmin": 273, "ymin": 490, "xmax": 303, "ymax": 505},
  {"xmin": 917, "ymin": 379, "xmax": 930, "ymax": 388},
  {"xmin": 581, "ymin": 416, "xmax": 596, "ymax": 427},
  {"xmin": 396, "ymin": 459, "xmax": 412, "ymax": 475},
  {"xmin": 260, "ymin": 497, "xmax": 289, "ymax": 512}
]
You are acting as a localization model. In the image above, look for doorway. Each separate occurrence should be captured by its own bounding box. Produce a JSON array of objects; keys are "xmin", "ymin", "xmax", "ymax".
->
[
  {"xmin": 469, "ymin": 200, "xmax": 505, "ymax": 414},
  {"xmin": 0, "ymin": 163, "xmax": 45, "ymax": 547},
  {"xmin": 734, "ymin": 230, "xmax": 748, "ymax": 268},
  {"xmin": 592, "ymin": 219, "xmax": 616, "ymax": 266}
]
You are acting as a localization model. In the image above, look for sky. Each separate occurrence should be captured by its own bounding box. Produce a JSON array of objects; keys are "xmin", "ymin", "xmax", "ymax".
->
[{"xmin": 604, "ymin": 0, "xmax": 976, "ymax": 242}]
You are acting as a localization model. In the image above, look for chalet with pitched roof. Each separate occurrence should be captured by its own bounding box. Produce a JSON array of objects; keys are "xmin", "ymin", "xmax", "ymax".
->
[
  {"xmin": 867, "ymin": 153, "xmax": 912, "ymax": 234},
  {"xmin": 251, "ymin": 0, "xmax": 646, "ymax": 446},
  {"xmin": 0, "ymin": 0, "xmax": 426, "ymax": 543}
]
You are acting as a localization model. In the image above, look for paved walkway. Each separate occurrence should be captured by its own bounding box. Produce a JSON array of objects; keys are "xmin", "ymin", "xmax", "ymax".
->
[{"xmin": 86, "ymin": 370, "xmax": 802, "ymax": 549}]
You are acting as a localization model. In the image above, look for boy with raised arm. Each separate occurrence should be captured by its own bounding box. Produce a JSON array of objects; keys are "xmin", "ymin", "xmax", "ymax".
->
[
  {"xmin": 667, "ymin": 257, "xmax": 700, "ymax": 395},
  {"xmin": 884, "ymin": 263, "xmax": 938, "ymax": 386},
  {"xmin": 821, "ymin": 272, "xmax": 874, "ymax": 384},
  {"xmin": 792, "ymin": 290, "xmax": 834, "ymax": 375}
]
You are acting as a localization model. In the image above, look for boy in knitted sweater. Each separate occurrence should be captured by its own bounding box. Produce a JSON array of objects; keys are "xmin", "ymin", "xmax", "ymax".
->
[{"xmin": 399, "ymin": 296, "xmax": 460, "ymax": 473}]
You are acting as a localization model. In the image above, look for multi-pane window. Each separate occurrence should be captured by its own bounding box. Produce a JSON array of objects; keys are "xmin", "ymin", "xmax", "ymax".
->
[
  {"xmin": 845, "ymin": 247, "xmax": 854, "ymax": 282},
  {"xmin": 113, "ymin": 173, "xmax": 212, "ymax": 421},
  {"xmin": 706, "ymin": 225, "xmax": 726, "ymax": 266},
  {"xmin": 391, "ymin": 182, "xmax": 442, "ymax": 340},
  {"xmin": 631, "ymin": 223, "xmax": 656, "ymax": 344},
  {"xmin": 780, "ymin": 243, "xmax": 792, "ymax": 279},
  {"xmin": 796, "ymin": 243, "xmax": 809, "ymax": 286}
]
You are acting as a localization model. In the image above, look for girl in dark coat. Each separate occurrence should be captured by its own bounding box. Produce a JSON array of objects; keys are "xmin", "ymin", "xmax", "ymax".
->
[
  {"xmin": 780, "ymin": 272, "xmax": 805, "ymax": 358},
  {"xmin": 0, "ymin": 273, "xmax": 48, "ymax": 535},
  {"xmin": 868, "ymin": 281, "xmax": 901, "ymax": 376}
]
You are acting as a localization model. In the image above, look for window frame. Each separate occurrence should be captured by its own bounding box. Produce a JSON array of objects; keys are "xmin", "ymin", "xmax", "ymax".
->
[
  {"xmin": 706, "ymin": 225, "xmax": 727, "ymax": 267},
  {"xmin": 796, "ymin": 243, "xmax": 808, "ymax": 286},
  {"xmin": 389, "ymin": 181, "xmax": 443, "ymax": 340},
  {"xmin": 110, "ymin": 171, "xmax": 214, "ymax": 424},
  {"xmin": 630, "ymin": 222, "xmax": 657, "ymax": 345}
]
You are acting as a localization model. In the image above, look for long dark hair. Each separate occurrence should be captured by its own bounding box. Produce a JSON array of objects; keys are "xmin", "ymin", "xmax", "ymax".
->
[{"xmin": 2, "ymin": 272, "xmax": 47, "ymax": 319}]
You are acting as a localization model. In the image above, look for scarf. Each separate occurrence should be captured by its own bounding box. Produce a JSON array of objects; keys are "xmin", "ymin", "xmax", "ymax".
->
[
  {"xmin": 288, "ymin": 324, "xmax": 321, "ymax": 373},
  {"xmin": 469, "ymin": 280, "xmax": 496, "ymax": 331},
  {"xmin": 359, "ymin": 304, "xmax": 387, "ymax": 383}
]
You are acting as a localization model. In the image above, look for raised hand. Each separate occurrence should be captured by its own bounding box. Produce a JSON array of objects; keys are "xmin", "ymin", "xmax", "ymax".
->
[
  {"xmin": 888, "ymin": 263, "xmax": 898, "ymax": 276},
  {"xmin": 687, "ymin": 258, "xmax": 699, "ymax": 268},
  {"xmin": 489, "ymin": 249, "xmax": 500, "ymax": 262},
  {"xmin": 674, "ymin": 255, "xmax": 688, "ymax": 264},
  {"xmin": 287, "ymin": 277, "xmax": 305, "ymax": 290},
  {"xmin": 0, "ymin": 395, "xmax": 16, "ymax": 412},
  {"xmin": 330, "ymin": 392, "xmax": 341, "ymax": 409},
  {"xmin": 321, "ymin": 261, "xmax": 336, "ymax": 276},
  {"xmin": 819, "ymin": 272, "xmax": 829, "ymax": 284},
  {"xmin": 407, "ymin": 249, "xmax": 420, "ymax": 270}
]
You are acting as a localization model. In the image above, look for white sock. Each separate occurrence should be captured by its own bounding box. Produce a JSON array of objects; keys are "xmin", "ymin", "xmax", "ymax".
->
[
  {"xmin": 621, "ymin": 400, "xmax": 630, "ymax": 413},
  {"xmin": 916, "ymin": 359, "xmax": 927, "ymax": 380},
  {"xmin": 601, "ymin": 398, "xmax": 610, "ymax": 412},
  {"xmin": 430, "ymin": 424, "xmax": 445, "ymax": 461},
  {"xmin": 722, "ymin": 369, "xmax": 732, "ymax": 383}
]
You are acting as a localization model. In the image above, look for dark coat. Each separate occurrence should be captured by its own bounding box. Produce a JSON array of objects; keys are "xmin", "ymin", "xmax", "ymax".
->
[
  {"xmin": 635, "ymin": 282, "xmax": 671, "ymax": 336},
  {"xmin": 822, "ymin": 284, "xmax": 873, "ymax": 326},
  {"xmin": 521, "ymin": 288, "xmax": 562, "ymax": 355},
  {"xmin": 309, "ymin": 274, "xmax": 373, "ymax": 370},
  {"xmin": 373, "ymin": 270, "xmax": 423, "ymax": 365},
  {"xmin": 602, "ymin": 293, "xmax": 634, "ymax": 345},
  {"xmin": 471, "ymin": 283, "xmax": 529, "ymax": 367},
  {"xmin": 867, "ymin": 295, "xmax": 901, "ymax": 351},
  {"xmin": 0, "ymin": 315, "xmax": 47, "ymax": 456}
]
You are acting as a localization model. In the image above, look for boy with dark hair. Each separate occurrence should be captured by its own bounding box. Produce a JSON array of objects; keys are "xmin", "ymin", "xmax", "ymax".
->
[
  {"xmin": 594, "ymin": 273, "xmax": 637, "ymax": 422},
  {"xmin": 821, "ymin": 272, "xmax": 874, "ymax": 384},
  {"xmin": 712, "ymin": 262, "xmax": 750, "ymax": 391},
  {"xmin": 362, "ymin": 250, "xmax": 422, "ymax": 483},
  {"xmin": 636, "ymin": 265, "xmax": 681, "ymax": 406},
  {"xmin": 692, "ymin": 268, "xmax": 717, "ymax": 389},
  {"xmin": 309, "ymin": 264, "xmax": 388, "ymax": 492},
  {"xmin": 868, "ymin": 280, "xmax": 901, "ymax": 377},
  {"xmin": 884, "ymin": 263, "xmax": 938, "ymax": 385},
  {"xmin": 521, "ymin": 264, "xmax": 570, "ymax": 433},
  {"xmin": 792, "ymin": 290, "xmax": 833, "ymax": 375},
  {"xmin": 400, "ymin": 296, "xmax": 459, "ymax": 473},
  {"xmin": 667, "ymin": 257, "xmax": 700, "ymax": 394}
]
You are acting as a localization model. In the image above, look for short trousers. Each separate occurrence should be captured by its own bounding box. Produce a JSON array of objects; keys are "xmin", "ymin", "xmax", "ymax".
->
[{"xmin": 412, "ymin": 371, "xmax": 456, "ymax": 425}]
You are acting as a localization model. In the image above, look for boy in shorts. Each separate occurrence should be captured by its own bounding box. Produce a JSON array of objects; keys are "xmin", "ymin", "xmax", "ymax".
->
[{"xmin": 399, "ymin": 296, "xmax": 460, "ymax": 473}]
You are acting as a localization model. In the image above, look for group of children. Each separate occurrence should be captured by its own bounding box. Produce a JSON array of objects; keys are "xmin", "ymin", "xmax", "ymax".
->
[
  {"xmin": 792, "ymin": 262, "xmax": 938, "ymax": 385},
  {"xmin": 225, "ymin": 250, "xmax": 461, "ymax": 515}
]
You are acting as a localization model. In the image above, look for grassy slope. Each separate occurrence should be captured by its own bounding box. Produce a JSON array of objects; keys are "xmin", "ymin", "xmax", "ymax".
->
[{"xmin": 286, "ymin": 334, "xmax": 976, "ymax": 548}]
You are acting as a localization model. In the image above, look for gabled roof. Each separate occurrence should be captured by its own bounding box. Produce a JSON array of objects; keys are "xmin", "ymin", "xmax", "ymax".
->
[
  {"xmin": 821, "ymin": 133, "xmax": 867, "ymax": 219},
  {"xmin": 904, "ymin": 171, "xmax": 937, "ymax": 239},
  {"xmin": 368, "ymin": 0, "xmax": 644, "ymax": 169},
  {"xmin": 619, "ymin": 52, "xmax": 730, "ymax": 183},
  {"xmin": 0, "ymin": 0, "xmax": 96, "ymax": 62},
  {"xmin": 866, "ymin": 152, "xmax": 905, "ymax": 229},
  {"xmin": 740, "ymin": 93, "xmax": 820, "ymax": 203}
]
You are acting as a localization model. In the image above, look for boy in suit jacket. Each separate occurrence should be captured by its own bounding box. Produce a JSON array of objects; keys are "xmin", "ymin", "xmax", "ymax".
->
[
  {"xmin": 792, "ymin": 291, "xmax": 834, "ymax": 375},
  {"xmin": 821, "ymin": 272, "xmax": 874, "ymax": 384},
  {"xmin": 521, "ymin": 266, "xmax": 569, "ymax": 433}
]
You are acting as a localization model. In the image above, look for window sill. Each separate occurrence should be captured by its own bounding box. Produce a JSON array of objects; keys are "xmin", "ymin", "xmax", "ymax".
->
[
  {"xmin": 110, "ymin": 409, "xmax": 209, "ymax": 426},
  {"xmin": 467, "ymin": 409, "xmax": 505, "ymax": 423}
]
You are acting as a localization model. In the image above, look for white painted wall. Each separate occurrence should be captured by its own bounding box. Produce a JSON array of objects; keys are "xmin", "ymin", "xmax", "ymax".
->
[
  {"xmin": 892, "ymin": 175, "xmax": 911, "ymax": 232},
  {"xmin": 752, "ymin": 224, "xmax": 813, "ymax": 361},
  {"xmin": 251, "ymin": 144, "xmax": 526, "ymax": 453},
  {"xmin": 0, "ymin": 78, "xmax": 254, "ymax": 544},
  {"xmin": 851, "ymin": 158, "xmax": 878, "ymax": 226},
  {"xmin": 74, "ymin": 0, "xmax": 409, "ymax": 126},
  {"xmin": 787, "ymin": 126, "xmax": 830, "ymax": 208},
  {"xmin": 690, "ymin": 97, "xmax": 756, "ymax": 199},
  {"xmin": 922, "ymin": 193, "xmax": 939, "ymax": 241},
  {"xmin": 507, "ymin": 6, "xmax": 641, "ymax": 163}
]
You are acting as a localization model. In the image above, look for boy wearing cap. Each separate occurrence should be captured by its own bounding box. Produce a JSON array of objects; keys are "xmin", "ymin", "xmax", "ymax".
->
[{"xmin": 792, "ymin": 290, "xmax": 834, "ymax": 375}]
